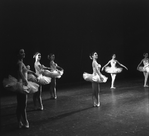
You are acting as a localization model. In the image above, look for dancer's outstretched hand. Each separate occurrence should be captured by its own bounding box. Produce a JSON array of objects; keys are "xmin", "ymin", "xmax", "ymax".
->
[
  {"xmin": 125, "ymin": 67, "xmax": 128, "ymax": 70},
  {"xmin": 101, "ymin": 67, "xmax": 104, "ymax": 71}
]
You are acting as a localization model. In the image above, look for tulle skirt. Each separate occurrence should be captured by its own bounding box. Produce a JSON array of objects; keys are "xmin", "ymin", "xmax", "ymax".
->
[
  {"xmin": 37, "ymin": 74, "xmax": 51, "ymax": 85},
  {"xmin": 28, "ymin": 73, "xmax": 51, "ymax": 85},
  {"xmin": 105, "ymin": 66, "xmax": 123, "ymax": 74},
  {"xmin": 43, "ymin": 69, "xmax": 64, "ymax": 78},
  {"xmin": 83, "ymin": 72, "xmax": 108, "ymax": 83},
  {"xmin": 138, "ymin": 66, "xmax": 149, "ymax": 73},
  {"xmin": 3, "ymin": 75, "xmax": 39, "ymax": 94},
  {"xmin": 28, "ymin": 74, "xmax": 38, "ymax": 83}
]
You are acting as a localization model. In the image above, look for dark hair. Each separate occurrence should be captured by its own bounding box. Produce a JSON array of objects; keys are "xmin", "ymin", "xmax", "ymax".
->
[
  {"xmin": 143, "ymin": 53, "xmax": 148, "ymax": 57},
  {"xmin": 33, "ymin": 52, "xmax": 41, "ymax": 59},
  {"xmin": 18, "ymin": 49, "xmax": 25, "ymax": 59},
  {"xmin": 47, "ymin": 53, "xmax": 55, "ymax": 60},
  {"xmin": 89, "ymin": 51, "xmax": 96, "ymax": 59},
  {"xmin": 112, "ymin": 54, "xmax": 116, "ymax": 57}
]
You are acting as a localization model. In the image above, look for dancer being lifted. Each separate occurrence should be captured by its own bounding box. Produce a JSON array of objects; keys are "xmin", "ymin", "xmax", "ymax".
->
[
  {"xmin": 83, "ymin": 52, "xmax": 108, "ymax": 107},
  {"xmin": 102, "ymin": 54, "xmax": 128, "ymax": 89},
  {"xmin": 137, "ymin": 53, "xmax": 149, "ymax": 87}
]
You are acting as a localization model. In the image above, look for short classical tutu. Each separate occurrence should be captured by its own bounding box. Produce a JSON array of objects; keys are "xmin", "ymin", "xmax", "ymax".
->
[
  {"xmin": 3, "ymin": 75, "xmax": 17, "ymax": 88},
  {"xmin": 28, "ymin": 74, "xmax": 38, "ymax": 83},
  {"xmin": 37, "ymin": 74, "xmax": 51, "ymax": 85},
  {"xmin": 146, "ymin": 66, "xmax": 149, "ymax": 73},
  {"xmin": 43, "ymin": 69, "xmax": 64, "ymax": 78},
  {"xmin": 83, "ymin": 72, "xmax": 108, "ymax": 83},
  {"xmin": 3, "ymin": 75, "xmax": 39, "ymax": 94},
  {"xmin": 105, "ymin": 66, "xmax": 122, "ymax": 74},
  {"xmin": 138, "ymin": 66, "xmax": 149, "ymax": 73},
  {"xmin": 27, "ymin": 81, "xmax": 39, "ymax": 93}
]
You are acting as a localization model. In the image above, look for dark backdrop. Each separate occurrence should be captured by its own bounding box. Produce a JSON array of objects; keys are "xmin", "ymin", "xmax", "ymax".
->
[{"xmin": 1, "ymin": 0, "xmax": 148, "ymax": 93}]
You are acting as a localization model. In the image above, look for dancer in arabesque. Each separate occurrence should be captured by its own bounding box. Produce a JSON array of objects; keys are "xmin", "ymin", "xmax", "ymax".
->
[
  {"xmin": 83, "ymin": 52, "xmax": 108, "ymax": 107},
  {"xmin": 137, "ymin": 53, "xmax": 149, "ymax": 87},
  {"xmin": 102, "ymin": 54, "xmax": 128, "ymax": 89}
]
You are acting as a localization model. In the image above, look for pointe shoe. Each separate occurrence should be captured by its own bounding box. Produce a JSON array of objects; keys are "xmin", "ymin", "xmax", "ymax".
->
[
  {"xmin": 40, "ymin": 107, "xmax": 44, "ymax": 111},
  {"xmin": 144, "ymin": 85, "xmax": 149, "ymax": 87},
  {"xmin": 111, "ymin": 87, "xmax": 116, "ymax": 89},
  {"xmin": 23, "ymin": 121, "xmax": 29, "ymax": 129},
  {"xmin": 96, "ymin": 103, "xmax": 100, "ymax": 107},
  {"xmin": 18, "ymin": 122, "xmax": 23, "ymax": 128},
  {"xmin": 53, "ymin": 95, "xmax": 57, "ymax": 99},
  {"xmin": 36, "ymin": 106, "xmax": 44, "ymax": 111}
]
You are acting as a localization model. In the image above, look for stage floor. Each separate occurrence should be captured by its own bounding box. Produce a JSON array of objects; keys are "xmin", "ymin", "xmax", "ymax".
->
[{"xmin": 1, "ymin": 79, "xmax": 149, "ymax": 136}]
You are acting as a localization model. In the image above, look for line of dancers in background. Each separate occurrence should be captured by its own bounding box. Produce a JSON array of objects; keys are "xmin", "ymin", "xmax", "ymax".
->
[
  {"xmin": 2, "ymin": 49, "xmax": 149, "ymax": 128},
  {"xmin": 83, "ymin": 52, "xmax": 149, "ymax": 107}
]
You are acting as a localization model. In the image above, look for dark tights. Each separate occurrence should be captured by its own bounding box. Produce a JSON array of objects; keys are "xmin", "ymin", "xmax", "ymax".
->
[{"xmin": 16, "ymin": 93, "xmax": 28, "ymax": 124}]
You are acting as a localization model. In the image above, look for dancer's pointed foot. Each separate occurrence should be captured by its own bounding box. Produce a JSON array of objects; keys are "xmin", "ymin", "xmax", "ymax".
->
[
  {"xmin": 111, "ymin": 86, "xmax": 116, "ymax": 89},
  {"xmin": 54, "ymin": 95, "xmax": 57, "ymax": 99},
  {"xmin": 38, "ymin": 105, "xmax": 44, "ymax": 111},
  {"xmin": 93, "ymin": 102, "xmax": 100, "ymax": 107},
  {"xmin": 96, "ymin": 103, "xmax": 100, "ymax": 107},
  {"xmin": 144, "ymin": 85, "xmax": 149, "ymax": 87},
  {"xmin": 23, "ymin": 121, "xmax": 29, "ymax": 129},
  {"xmin": 40, "ymin": 107, "xmax": 44, "ymax": 111},
  {"xmin": 18, "ymin": 122, "xmax": 23, "ymax": 128}
]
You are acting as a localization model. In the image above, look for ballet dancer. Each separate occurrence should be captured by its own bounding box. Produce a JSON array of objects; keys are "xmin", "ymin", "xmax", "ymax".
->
[
  {"xmin": 137, "ymin": 53, "xmax": 149, "ymax": 87},
  {"xmin": 47, "ymin": 53, "xmax": 64, "ymax": 99},
  {"xmin": 102, "ymin": 54, "xmax": 128, "ymax": 89},
  {"xmin": 16, "ymin": 49, "xmax": 29, "ymax": 128},
  {"xmin": 83, "ymin": 52, "xmax": 108, "ymax": 107},
  {"xmin": 3, "ymin": 49, "xmax": 39, "ymax": 128},
  {"xmin": 33, "ymin": 52, "xmax": 51, "ymax": 110}
]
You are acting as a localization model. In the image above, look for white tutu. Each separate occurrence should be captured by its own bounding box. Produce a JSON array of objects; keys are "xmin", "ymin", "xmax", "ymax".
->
[
  {"xmin": 28, "ymin": 74, "xmax": 38, "ymax": 83},
  {"xmin": 83, "ymin": 72, "xmax": 108, "ymax": 83},
  {"xmin": 43, "ymin": 69, "xmax": 64, "ymax": 78},
  {"xmin": 105, "ymin": 66, "xmax": 122, "ymax": 74},
  {"xmin": 146, "ymin": 67, "xmax": 149, "ymax": 72},
  {"xmin": 27, "ymin": 81, "xmax": 39, "ymax": 93},
  {"xmin": 138, "ymin": 66, "xmax": 149, "ymax": 73},
  {"xmin": 3, "ymin": 75, "xmax": 39, "ymax": 94},
  {"xmin": 37, "ymin": 74, "xmax": 51, "ymax": 85}
]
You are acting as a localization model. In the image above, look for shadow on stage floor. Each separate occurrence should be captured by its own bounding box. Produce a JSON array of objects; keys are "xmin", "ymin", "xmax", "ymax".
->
[{"xmin": 1, "ymin": 79, "xmax": 149, "ymax": 136}]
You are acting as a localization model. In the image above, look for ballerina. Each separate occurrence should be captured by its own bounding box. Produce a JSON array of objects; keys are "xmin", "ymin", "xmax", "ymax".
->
[
  {"xmin": 83, "ymin": 52, "xmax": 108, "ymax": 107},
  {"xmin": 3, "ymin": 52, "xmax": 39, "ymax": 94},
  {"xmin": 47, "ymin": 53, "xmax": 64, "ymax": 99},
  {"xmin": 32, "ymin": 52, "xmax": 53, "ymax": 110},
  {"xmin": 102, "ymin": 54, "xmax": 128, "ymax": 89},
  {"xmin": 3, "ymin": 49, "xmax": 39, "ymax": 129},
  {"xmin": 137, "ymin": 53, "xmax": 149, "ymax": 87}
]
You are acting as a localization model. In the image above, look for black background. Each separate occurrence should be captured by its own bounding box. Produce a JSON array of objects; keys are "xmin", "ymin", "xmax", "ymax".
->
[{"xmin": 1, "ymin": 0, "xmax": 149, "ymax": 93}]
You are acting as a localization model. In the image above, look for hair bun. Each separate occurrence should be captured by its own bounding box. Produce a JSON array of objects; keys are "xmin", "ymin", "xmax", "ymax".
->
[{"xmin": 33, "ymin": 52, "xmax": 40, "ymax": 58}]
